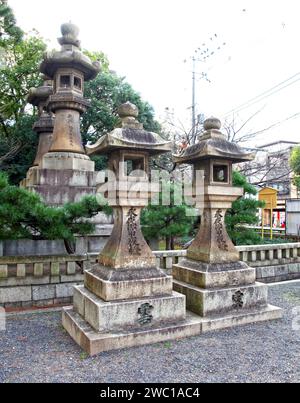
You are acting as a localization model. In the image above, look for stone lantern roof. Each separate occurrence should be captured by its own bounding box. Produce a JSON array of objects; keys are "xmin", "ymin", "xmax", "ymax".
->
[
  {"xmin": 86, "ymin": 102, "xmax": 172, "ymax": 156},
  {"xmin": 173, "ymin": 117, "xmax": 255, "ymax": 164},
  {"xmin": 40, "ymin": 22, "xmax": 100, "ymax": 81},
  {"xmin": 27, "ymin": 77, "xmax": 54, "ymax": 132},
  {"xmin": 27, "ymin": 77, "xmax": 53, "ymax": 110}
]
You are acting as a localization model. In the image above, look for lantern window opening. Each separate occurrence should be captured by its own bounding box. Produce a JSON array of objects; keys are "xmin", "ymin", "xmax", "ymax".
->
[
  {"xmin": 124, "ymin": 154, "xmax": 146, "ymax": 178},
  {"xmin": 74, "ymin": 76, "xmax": 82, "ymax": 91},
  {"xmin": 211, "ymin": 162, "xmax": 230, "ymax": 184},
  {"xmin": 60, "ymin": 75, "xmax": 71, "ymax": 89}
]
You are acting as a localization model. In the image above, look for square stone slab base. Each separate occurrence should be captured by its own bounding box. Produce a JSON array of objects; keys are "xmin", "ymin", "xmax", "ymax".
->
[
  {"xmin": 200, "ymin": 304, "xmax": 282, "ymax": 333},
  {"xmin": 62, "ymin": 307, "xmax": 202, "ymax": 356},
  {"xmin": 62, "ymin": 304, "xmax": 282, "ymax": 356}
]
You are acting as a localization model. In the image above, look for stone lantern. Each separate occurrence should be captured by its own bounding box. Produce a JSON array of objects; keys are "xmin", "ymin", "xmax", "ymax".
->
[
  {"xmin": 20, "ymin": 23, "xmax": 112, "ymax": 254},
  {"xmin": 27, "ymin": 77, "xmax": 54, "ymax": 167},
  {"xmin": 86, "ymin": 101, "xmax": 172, "ymax": 272},
  {"xmin": 172, "ymin": 117, "xmax": 282, "ymax": 329},
  {"xmin": 62, "ymin": 102, "xmax": 203, "ymax": 355},
  {"xmin": 20, "ymin": 77, "xmax": 54, "ymax": 189},
  {"xmin": 40, "ymin": 22, "xmax": 100, "ymax": 169}
]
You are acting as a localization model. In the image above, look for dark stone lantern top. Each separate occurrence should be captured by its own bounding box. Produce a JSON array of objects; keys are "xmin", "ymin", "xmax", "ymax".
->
[
  {"xmin": 87, "ymin": 101, "xmax": 172, "ymax": 182},
  {"xmin": 173, "ymin": 117, "xmax": 255, "ymax": 264},
  {"xmin": 27, "ymin": 77, "xmax": 54, "ymax": 166},
  {"xmin": 87, "ymin": 101, "xmax": 171, "ymax": 159},
  {"xmin": 40, "ymin": 23, "xmax": 101, "ymax": 155},
  {"xmin": 174, "ymin": 117, "xmax": 254, "ymax": 184},
  {"xmin": 40, "ymin": 22, "xmax": 100, "ymax": 85}
]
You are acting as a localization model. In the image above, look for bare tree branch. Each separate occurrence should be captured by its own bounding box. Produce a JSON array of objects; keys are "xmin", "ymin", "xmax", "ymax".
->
[{"xmin": 0, "ymin": 140, "xmax": 23, "ymax": 166}]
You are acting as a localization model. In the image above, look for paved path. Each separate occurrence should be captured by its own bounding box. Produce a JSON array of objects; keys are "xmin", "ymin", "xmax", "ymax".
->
[{"xmin": 0, "ymin": 281, "xmax": 299, "ymax": 383}]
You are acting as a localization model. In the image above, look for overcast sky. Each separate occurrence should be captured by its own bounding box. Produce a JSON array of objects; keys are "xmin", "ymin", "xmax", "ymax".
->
[{"xmin": 9, "ymin": 0, "xmax": 300, "ymax": 146}]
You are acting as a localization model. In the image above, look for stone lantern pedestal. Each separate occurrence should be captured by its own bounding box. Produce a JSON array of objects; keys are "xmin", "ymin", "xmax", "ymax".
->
[
  {"xmin": 172, "ymin": 117, "xmax": 282, "ymax": 331},
  {"xmin": 62, "ymin": 103, "xmax": 203, "ymax": 355}
]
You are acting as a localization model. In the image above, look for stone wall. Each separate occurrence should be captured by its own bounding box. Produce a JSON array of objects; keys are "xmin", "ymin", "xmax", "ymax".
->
[
  {"xmin": 153, "ymin": 243, "xmax": 300, "ymax": 283},
  {"xmin": 0, "ymin": 235, "xmax": 111, "ymax": 257},
  {"xmin": 1, "ymin": 243, "xmax": 300, "ymax": 309},
  {"xmin": 238, "ymin": 243, "xmax": 300, "ymax": 283},
  {"xmin": 0, "ymin": 255, "xmax": 87, "ymax": 308}
]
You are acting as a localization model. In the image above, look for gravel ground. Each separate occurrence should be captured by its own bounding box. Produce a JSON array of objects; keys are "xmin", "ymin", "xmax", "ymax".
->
[{"xmin": 0, "ymin": 281, "xmax": 299, "ymax": 383}]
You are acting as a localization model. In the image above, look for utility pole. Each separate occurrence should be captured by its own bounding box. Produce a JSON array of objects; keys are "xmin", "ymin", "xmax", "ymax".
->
[
  {"xmin": 191, "ymin": 56, "xmax": 196, "ymax": 138},
  {"xmin": 186, "ymin": 35, "xmax": 227, "ymax": 141}
]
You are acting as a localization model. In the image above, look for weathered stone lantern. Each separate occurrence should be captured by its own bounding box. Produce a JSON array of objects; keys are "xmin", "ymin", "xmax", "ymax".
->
[
  {"xmin": 20, "ymin": 23, "xmax": 112, "ymax": 254},
  {"xmin": 27, "ymin": 77, "xmax": 54, "ymax": 167},
  {"xmin": 20, "ymin": 77, "xmax": 54, "ymax": 189},
  {"xmin": 172, "ymin": 117, "xmax": 282, "ymax": 329},
  {"xmin": 62, "ymin": 102, "xmax": 202, "ymax": 355},
  {"xmin": 40, "ymin": 22, "xmax": 100, "ymax": 168},
  {"xmin": 87, "ymin": 101, "xmax": 172, "ymax": 272}
]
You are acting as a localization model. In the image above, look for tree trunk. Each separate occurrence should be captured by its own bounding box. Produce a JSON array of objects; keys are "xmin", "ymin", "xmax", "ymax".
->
[
  {"xmin": 166, "ymin": 236, "xmax": 171, "ymax": 250},
  {"xmin": 170, "ymin": 236, "xmax": 175, "ymax": 250},
  {"xmin": 64, "ymin": 239, "xmax": 76, "ymax": 255}
]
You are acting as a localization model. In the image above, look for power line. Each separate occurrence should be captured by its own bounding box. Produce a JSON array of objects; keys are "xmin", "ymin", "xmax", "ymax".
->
[
  {"xmin": 224, "ymin": 72, "xmax": 300, "ymax": 117},
  {"xmin": 184, "ymin": 35, "xmax": 226, "ymax": 138},
  {"xmin": 250, "ymin": 112, "xmax": 300, "ymax": 137},
  {"xmin": 233, "ymin": 76, "xmax": 300, "ymax": 115}
]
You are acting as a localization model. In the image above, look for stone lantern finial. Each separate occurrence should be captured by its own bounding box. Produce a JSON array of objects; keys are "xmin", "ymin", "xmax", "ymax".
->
[
  {"xmin": 199, "ymin": 116, "xmax": 224, "ymax": 141},
  {"xmin": 203, "ymin": 116, "xmax": 222, "ymax": 131},
  {"xmin": 118, "ymin": 101, "xmax": 143, "ymax": 129},
  {"xmin": 118, "ymin": 101, "xmax": 139, "ymax": 118},
  {"xmin": 58, "ymin": 22, "xmax": 80, "ymax": 48}
]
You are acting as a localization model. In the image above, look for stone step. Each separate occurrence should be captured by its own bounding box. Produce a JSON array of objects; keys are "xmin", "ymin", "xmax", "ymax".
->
[
  {"xmin": 84, "ymin": 267, "xmax": 173, "ymax": 301},
  {"xmin": 173, "ymin": 279, "xmax": 268, "ymax": 317},
  {"xmin": 200, "ymin": 304, "xmax": 282, "ymax": 332},
  {"xmin": 173, "ymin": 261, "xmax": 255, "ymax": 289},
  {"xmin": 62, "ymin": 304, "xmax": 282, "ymax": 356},
  {"xmin": 73, "ymin": 285, "xmax": 186, "ymax": 331},
  {"xmin": 62, "ymin": 307, "xmax": 202, "ymax": 356}
]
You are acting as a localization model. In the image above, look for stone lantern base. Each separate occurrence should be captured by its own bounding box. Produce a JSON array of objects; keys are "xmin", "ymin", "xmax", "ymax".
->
[
  {"xmin": 20, "ymin": 152, "xmax": 113, "ymax": 253},
  {"xmin": 172, "ymin": 259, "xmax": 282, "ymax": 332},
  {"xmin": 62, "ymin": 307, "xmax": 202, "ymax": 356},
  {"xmin": 62, "ymin": 266, "xmax": 203, "ymax": 356}
]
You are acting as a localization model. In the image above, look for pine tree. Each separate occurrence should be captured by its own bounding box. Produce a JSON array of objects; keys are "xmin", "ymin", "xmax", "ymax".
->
[
  {"xmin": 0, "ymin": 172, "xmax": 111, "ymax": 244},
  {"xmin": 141, "ymin": 181, "xmax": 196, "ymax": 250},
  {"xmin": 0, "ymin": 0, "xmax": 23, "ymax": 42},
  {"xmin": 0, "ymin": 2, "xmax": 46, "ymax": 184},
  {"xmin": 225, "ymin": 171, "xmax": 264, "ymax": 245}
]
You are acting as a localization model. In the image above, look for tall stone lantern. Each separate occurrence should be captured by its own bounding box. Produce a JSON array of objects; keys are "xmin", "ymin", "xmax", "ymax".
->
[
  {"xmin": 172, "ymin": 117, "xmax": 282, "ymax": 329},
  {"xmin": 40, "ymin": 22, "xmax": 100, "ymax": 162},
  {"xmin": 27, "ymin": 77, "xmax": 54, "ymax": 167},
  {"xmin": 21, "ymin": 23, "xmax": 112, "ymax": 254},
  {"xmin": 62, "ymin": 102, "xmax": 203, "ymax": 355}
]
